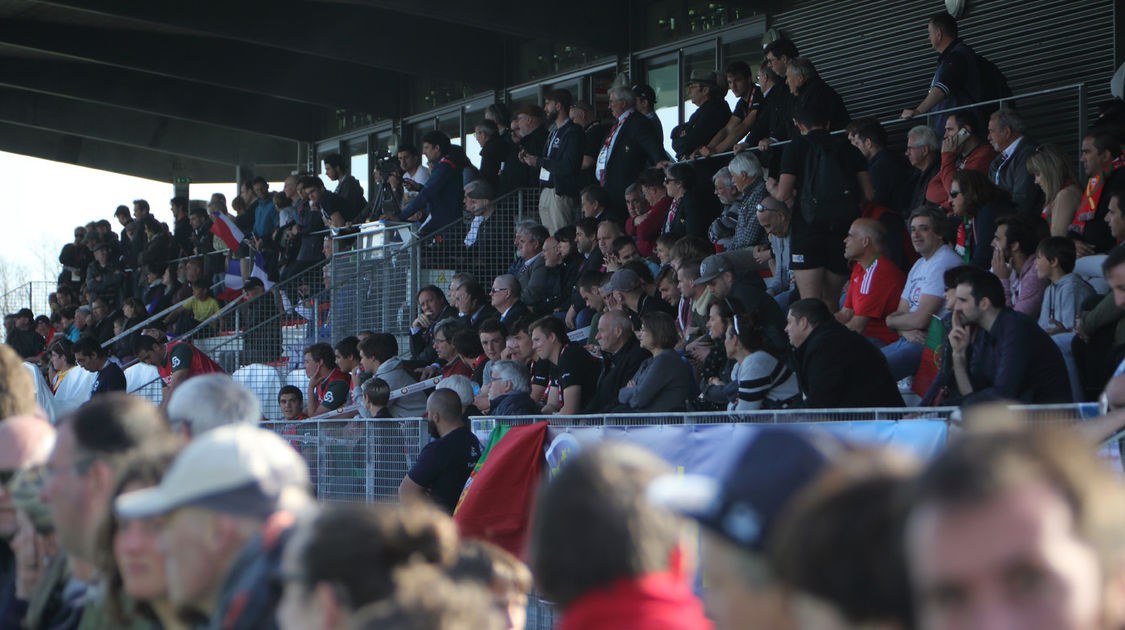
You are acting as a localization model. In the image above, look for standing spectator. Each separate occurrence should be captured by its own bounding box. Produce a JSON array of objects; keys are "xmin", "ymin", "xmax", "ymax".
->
[
  {"xmin": 698, "ymin": 61, "xmax": 763, "ymax": 157},
  {"xmin": 770, "ymin": 100, "xmax": 873, "ymax": 310},
  {"xmin": 786, "ymin": 57, "xmax": 850, "ymax": 132},
  {"xmin": 116, "ymin": 205, "xmax": 144, "ymax": 270},
  {"xmin": 900, "ymin": 11, "xmax": 982, "ymax": 133},
  {"xmin": 947, "ymin": 268, "xmax": 1072, "ymax": 402},
  {"xmin": 585, "ymin": 310, "xmax": 650, "ymax": 413},
  {"xmin": 1026, "ymin": 143, "xmax": 1081, "ymax": 236},
  {"xmin": 786, "ymin": 298, "xmax": 904, "ymax": 408},
  {"xmin": 530, "ymin": 316, "xmax": 600, "ymax": 414},
  {"xmin": 397, "ymin": 131, "xmax": 465, "ymax": 236},
  {"xmin": 568, "ymin": 100, "xmax": 606, "ymax": 189},
  {"xmin": 85, "ymin": 243, "xmax": 125, "ymax": 309},
  {"xmin": 322, "ymin": 154, "xmax": 367, "ymax": 220},
  {"xmin": 596, "ymin": 86, "xmax": 666, "ymax": 220},
  {"xmin": 837, "ymin": 219, "xmax": 907, "ymax": 347},
  {"xmin": 906, "ymin": 125, "xmax": 944, "ymax": 211},
  {"xmin": 743, "ymin": 60, "xmax": 793, "ymax": 175},
  {"xmin": 522, "ymin": 89, "xmax": 582, "ymax": 234},
  {"xmin": 937, "ymin": 111, "xmax": 998, "ymax": 212},
  {"xmin": 884, "ymin": 206, "xmax": 963, "ymax": 380},
  {"xmin": 725, "ymin": 312, "xmax": 799, "ymax": 409},
  {"xmin": 173, "ymin": 197, "xmax": 194, "ymax": 256},
  {"xmin": 474, "ymin": 119, "xmax": 506, "ymax": 192},
  {"xmin": 5, "ymin": 309, "xmax": 44, "ymax": 359},
  {"xmin": 399, "ymin": 389, "xmax": 481, "ymax": 514},
  {"xmin": 505, "ymin": 105, "xmax": 547, "ymax": 191},
  {"xmin": 632, "ymin": 84, "xmax": 665, "ymax": 148},
  {"xmin": 848, "ymin": 117, "xmax": 915, "ymax": 216},
  {"xmin": 671, "ymin": 71, "xmax": 731, "ymax": 161},
  {"xmin": 359, "ymin": 334, "xmax": 426, "ymax": 418},
  {"xmin": 992, "ymin": 216, "xmax": 1046, "ymax": 317},
  {"xmin": 397, "ymin": 144, "xmax": 430, "ymax": 210},
  {"xmin": 949, "ymin": 169, "xmax": 1013, "ymax": 268},
  {"xmin": 987, "ymin": 109, "xmax": 1044, "ymax": 217}
]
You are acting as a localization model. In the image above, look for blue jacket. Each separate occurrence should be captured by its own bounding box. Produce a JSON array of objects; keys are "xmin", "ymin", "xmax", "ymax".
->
[
  {"xmin": 252, "ymin": 198, "xmax": 278, "ymax": 239},
  {"xmin": 401, "ymin": 157, "xmax": 463, "ymax": 235},
  {"xmin": 490, "ymin": 392, "xmax": 540, "ymax": 417}
]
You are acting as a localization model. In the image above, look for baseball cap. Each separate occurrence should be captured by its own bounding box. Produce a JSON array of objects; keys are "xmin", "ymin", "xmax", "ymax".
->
[
  {"xmin": 602, "ymin": 269, "xmax": 642, "ymax": 294},
  {"xmin": 570, "ymin": 100, "xmax": 594, "ymax": 114},
  {"xmin": 648, "ymin": 428, "xmax": 834, "ymax": 551},
  {"xmin": 633, "ymin": 84, "xmax": 657, "ymax": 104},
  {"xmin": 685, "ymin": 71, "xmax": 719, "ymax": 88},
  {"xmin": 115, "ymin": 424, "xmax": 309, "ymax": 520},
  {"xmin": 694, "ymin": 254, "xmax": 732, "ymax": 286}
]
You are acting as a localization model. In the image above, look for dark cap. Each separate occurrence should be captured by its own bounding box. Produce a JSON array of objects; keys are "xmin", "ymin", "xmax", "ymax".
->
[
  {"xmin": 694, "ymin": 253, "xmax": 732, "ymax": 285},
  {"xmin": 569, "ymin": 100, "xmax": 594, "ymax": 114},
  {"xmin": 465, "ymin": 181, "xmax": 495, "ymax": 200},
  {"xmin": 602, "ymin": 269, "xmax": 642, "ymax": 294},
  {"xmin": 686, "ymin": 71, "xmax": 720, "ymax": 88},
  {"xmin": 650, "ymin": 428, "xmax": 834, "ymax": 551},
  {"xmin": 633, "ymin": 84, "xmax": 657, "ymax": 104},
  {"xmin": 92, "ymin": 242, "xmax": 111, "ymax": 254}
]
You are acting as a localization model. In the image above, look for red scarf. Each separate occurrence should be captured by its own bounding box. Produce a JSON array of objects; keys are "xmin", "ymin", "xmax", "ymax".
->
[
  {"xmin": 557, "ymin": 571, "xmax": 713, "ymax": 630},
  {"xmin": 1072, "ymin": 155, "xmax": 1125, "ymax": 234}
]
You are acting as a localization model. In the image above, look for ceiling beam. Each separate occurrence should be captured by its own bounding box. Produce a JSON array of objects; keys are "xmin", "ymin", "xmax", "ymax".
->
[
  {"xmin": 39, "ymin": 0, "xmax": 504, "ymax": 86},
  {"xmin": 0, "ymin": 18, "xmax": 401, "ymax": 116},
  {"xmin": 0, "ymin": 56, "xmax": 326, "ymax": 140}
]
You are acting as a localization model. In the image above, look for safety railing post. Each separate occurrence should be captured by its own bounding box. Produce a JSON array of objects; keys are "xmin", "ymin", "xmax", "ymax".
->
[{"xmin": 1078, "ymin": 82, "xmax": 1089, "ymax": 150}]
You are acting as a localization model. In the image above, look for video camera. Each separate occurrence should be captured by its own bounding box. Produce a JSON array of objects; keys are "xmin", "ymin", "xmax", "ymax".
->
[{"xmin": 374, "ymin": 151, "xmax": 402, "ymax": 177}]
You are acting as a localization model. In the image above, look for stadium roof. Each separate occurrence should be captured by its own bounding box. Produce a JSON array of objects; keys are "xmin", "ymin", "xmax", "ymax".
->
[{"xmin": 0, "ymin": 0, "xmax": 628, "ymax": 182}]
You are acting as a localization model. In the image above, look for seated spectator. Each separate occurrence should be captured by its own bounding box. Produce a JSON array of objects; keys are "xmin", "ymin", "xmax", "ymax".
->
[
  {"xmin": 848, "ymin": 117, "xmax": 914, "ymax": 215},
  {"xmin": 88, "ymin": 297, "xmax": 118, "ymax": 345},
  {"xmin": 725, "ymin": 312, "xmax": 800, "ymax": 410},
  {"xmin": 65, "ymin": 305, "xmax": 89, "ymax": 342},
  {"xmin": 400, "ymin": 389, "xmax": 481, "ymax": 513},
  {"xmin": 676, "ymin": 259, "xmax": 712, "ymax": 343},
  {"xmin": 5, "ymin": 308, "xmax": 44, "ymax": 359},
  {"xmin": 1077, "ymin": 246, "xmax": 1125, "ymax": 399},
  {"xmin": 613, "ymin": 236, "xmax": 660, "ymax": 278},
  {"xmin": 452, "ymin": 329, "xmax": 487, "ymax": 384},
  {"xmin": 432, "ymin": 319, "xmax": 473, "ymax": 380},
  {"xmin": 575, "ymin": 270, "xmax": 608, "ymax": 343},
  {"xmin": 938, "ymin": 110, "xmax": 999, "ymax": 210},
  {"xmin": 457, "ymin": 278, "xmax": 501, "ymax": 331},
  {"xmin": 359, "ymin": 333, "xmax": 426, "ymax": 418},
  {"xmin": 602, "ymin": 269, "xmax": 674, "ymax": 329},
  {"xmin": 707, "ymin": 168, "xmax": 741, "ymax": 249},
  {"xmin": 884, "ymin": 206, "xmax": 963, "ymax": 381},
  {"xmin": 639, "ymin": 169, "xmax": 673, "ymax": 241},
  {"xmin": 72, "ymin": 335, "xmax": 126, "ymax": 397},
  {"xmin": 115, "ymin": 425, "xmax": 311, "ymax": 629},
  {"xmin": 656, "ymin": 265, "xmax": 680, "ymax": 308},
  {"xmin": 489, "ymin": 274, "xmax": 529, "ymax": 326},
  {"xmin": 164, "ymin": 374, "xmax": 261, "ymax": 437},
  {"xmin": 585, "ymin": 310, "xmax": 650, "ymax": 413},
  {"xmin": 1037, "ymin": 236, "xmax": 1096, "ymax": 335},
  {"xmin": 950, "ymin": 169, "xmax": 1013, "ymax": 267},
  {"xmin": 474, "ymin": 319, "xmax": 508, "ymax": 391},
  {"xmin": 361, "ymin": 378, "xmax": 392, "ymax": 418},
  {"xmin": 754, "ymin": 198, "xmax": 797, "ymax": 307},
  {"xmin": 1026, "ymin": 143, "xmax": 1081, "ymax": 236},
  {"xmin": 1073, "ymin": 132, "xmax": 1125, "ymax": 266},
  {"xmin": 399, "ymin": 131, "xmax": 465, "ymax": 235},
  {"xmin": 905, "ymin": 427, "xmax": 1125, "ymax": 630},
  {"xmin": 919, "ymin": 263, "xmax": 978, "ymax": 405},
  {"xmin": 724, "ymin": 153, "xmax": 770, "ymax": 251},
  {"xmin": 164, "ymin": 283, "xmax": 220, "ymax": 336},
  {"xmin": 529, "ymin": 443, "xmax": 710, "ymax": 630},
  {"xmin": 837, "ymin": 219, "xmax": 907, "ymax": 347},
  {"xmin": 695, "ymin": 253, "xmax": 785, "ymax": 346},
  {"xmin": 46, "ymin": 338, "xmax": 81, "ymax": 400},
  {"xmin": 334, "ymin": 335, "xmax": 362, "ymax": 394},
  {"xmin": 276, "ymin": 502, "xmax": 459, "ymax": 630},
  {"xmin": 239, "ymin": 277, "xmax": 282, "ymax": 366},
  {"xmin": 579, "ymin": 184, "xmax": 613, "ymax": 223},
  {"xmin": 906, "ymin": 125, "xmax": 943, "ymax": 211},
  {"xmin": 278, "ymin": 385, "xmax": 308, "ymax": 422},
  {"xmin": 617, "ymin": 312, "xmax": 692, "ymax": 412},
  {"xmin": 947, "ymin": 267, "xmax": 1072, "ymax": 402},
  {"xmin": 530, "ymin": 316, "xmax": 600, "ymax": 414},
  {"xmin": 485, "ymin": 360, "xmax": 539, "ymax": 417},
  {"xmin": 662, "ymin": 163, "xmax": 712, "ymax": 240},
  {"xmin": 787, "ymin": 298, "xmax": 904, "ymax": 408},
  {"xmin": 992, "ymin": 216, "xmax": 1046, "ymax": 317},
  {"xmin": 301, "ymin": 342, "xmax": 351, "ymax": 416},
  {"xmin": 625, "ymin": 183, "xmax": 661, "ymax": 258},
  {"xmin": 513, "ymin": 224, "xmax": 552, "ymax": 313},
  {"xmin": 410, "ymin": 286, "xmax": 458, "ymax": 367},
  {"xmin": 987, "ymin": 109, "xmax": 1044, "ymax": 217}
]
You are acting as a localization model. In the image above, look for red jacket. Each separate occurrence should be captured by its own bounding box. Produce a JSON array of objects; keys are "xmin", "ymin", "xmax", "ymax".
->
[
  {"xmin": 935, "ymin": 143, "xmax": 998, "ymax": 210},
  {"xmin": 627, "ymin": 196, "xmax": 671, "ymax": 257},
  {"xmin": 557, "ymin": 571, "xmax": 712, "ymax": 630}
]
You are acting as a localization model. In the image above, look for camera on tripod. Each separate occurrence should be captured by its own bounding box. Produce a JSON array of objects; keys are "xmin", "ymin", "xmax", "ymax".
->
[{"xmin": 374, "ymin": 151, "xmax": 402, "ymax": 177}]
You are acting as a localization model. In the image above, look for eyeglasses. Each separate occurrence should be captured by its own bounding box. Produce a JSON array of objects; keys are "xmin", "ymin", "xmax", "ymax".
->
[
  {"xmin": 665, "ymin": 178, "xmax": 681, "ymax": 184},
  {"xmin": 434, "ymin": 337, "xmax": 448, "ymax": 344},
  {"xmin": 949, "ymin": 190, "xmax": 961, "ymax": 198},
  {"xmin": 489, "ymin": 287, "xmax": 509, "ymax": 294}
]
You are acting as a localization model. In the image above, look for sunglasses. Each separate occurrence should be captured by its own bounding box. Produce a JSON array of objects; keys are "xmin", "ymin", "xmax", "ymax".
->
[{"xmin": 949, "ymin": 190, "xmax": 961, "ymax": 198}]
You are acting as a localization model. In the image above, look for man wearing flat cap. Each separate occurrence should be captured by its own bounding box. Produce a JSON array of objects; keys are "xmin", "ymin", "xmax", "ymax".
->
[{"xmin": 671, "ymin": 71, "xmax": 732, "ymax": 161}]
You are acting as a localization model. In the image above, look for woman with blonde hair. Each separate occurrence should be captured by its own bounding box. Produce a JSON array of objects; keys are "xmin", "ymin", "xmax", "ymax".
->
[{"xmin": 1026, "ymin": 144, "xmax": 1080, "ymax": 236}]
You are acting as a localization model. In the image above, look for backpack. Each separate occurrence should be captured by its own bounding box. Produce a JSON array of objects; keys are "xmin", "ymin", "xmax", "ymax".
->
[
  {"xmin": 976, "ymin": 53, "xmax": 1012, "ymax": 102},
  {"xmin": 799, "ymin": 135, "xmax": 860, "ymax": 228}
]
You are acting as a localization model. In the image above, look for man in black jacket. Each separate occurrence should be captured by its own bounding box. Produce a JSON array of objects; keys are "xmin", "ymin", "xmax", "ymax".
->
[
  {"xmin": 671, "ymin": 72, "xmax": 731, "ymax": 222},
  {"xmin": 596, "ymin": 86, "xmax": 667, "ymax": 220},
  {"xmin": 523, "ymin": 88, "xmax": 584, "ymax": 234},
  {"xmin": 584, "ymin": 310, "xmax": 651, "ymax": 413},
  {"xmin": 409, "ymin": 285, "xmax": 458, "ymax": 368},
  {"xmin": 786, "ymin": 298, "xmax": 904, "ymax": 408}
]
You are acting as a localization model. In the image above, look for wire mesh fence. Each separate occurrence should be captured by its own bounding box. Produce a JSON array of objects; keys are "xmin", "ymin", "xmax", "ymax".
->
[{"xmin": 0, "ymin": 281, "xmax": 56, "ymax": 318}]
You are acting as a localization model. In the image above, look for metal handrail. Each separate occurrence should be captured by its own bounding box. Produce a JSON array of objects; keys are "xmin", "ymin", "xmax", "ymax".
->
[{"xmin": 671, "ymin": 82, "xmax": 1088, "ymax": 165}]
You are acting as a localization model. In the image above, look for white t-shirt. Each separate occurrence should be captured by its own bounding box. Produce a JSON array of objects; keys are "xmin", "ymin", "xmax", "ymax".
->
[
  {"xmin": 401, "ymin": 165, "xmax": 430, "ymax": 208},
  {"xmin": 902, "ymin": 245, "xmax": 962, "ymax": 313}
]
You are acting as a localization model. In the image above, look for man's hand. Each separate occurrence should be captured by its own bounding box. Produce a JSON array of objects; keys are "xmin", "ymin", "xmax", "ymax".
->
[
  {"xmin": 948, "ymin": 312, "xmax": 969, "ymax": 357},
  {"xmin": 733, "ymin": 142, "xmax": 748, "ymax": 154},
  {"xmin": 518, "ymin": 150, "xmax": 538, "ymax": 167},
  {"xmin": 419, "ymin": 365, "xmax": 439, "ymax": 380},
  {"xmin": 565, "ymin": 307, "xmax": 577, "ymax": 329},
  {"xmin": 412, "ymin": 312, "xmax": 432, "ymax": 330},
  {"xmin": 696, "ymin": 146, "xmax": 713, "ymax": 157},
  {"xmin": 753, "ymin": 245, "xmax": 773, "ymax": 266},
  {"xmin": 991, "ymin": 247, "xmax": 1011, "ymax": 279},
  {"xmin": 902, "ymin": 329, "xmax": 928, "ymax": 344},
  {"xmin": 1075, "ymin": 240, "xmax": 1096, "ymax": 258},
  {"xmin": 402, "ymin": 179, "xmax": 423, "ymax": 192},
  {"xmin": 473, "ymin": 391, "xmax": 490, "ymax": 414},
  {"xmin": 405, "ymin": 211, "xmax": 425, "ymax": 222},
  {"xmin": 757, "ymin": 139, "xmax": 773, "ymax": 152},
  {"xmin": 901, "ymin": 109, "xmax": 917, "ymax": 119},
  {"xmin": 941, "ymin": 133, "xmax": 964, "ymax": 154}
]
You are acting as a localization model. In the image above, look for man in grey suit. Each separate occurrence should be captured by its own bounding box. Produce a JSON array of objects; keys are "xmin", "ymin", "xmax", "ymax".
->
[
  {"xmin": 516, "ymin": 223, "xmax": 552, "ymax": 313},
  {"xmin": 987, "ymin": 109, "xmax": 1044, "ymax": 217}
]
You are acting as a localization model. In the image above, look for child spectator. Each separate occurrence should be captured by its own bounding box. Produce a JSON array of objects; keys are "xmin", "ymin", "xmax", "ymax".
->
[
  {"xmin": 361, "ymin": 377, "xmax": 392, "ymax": 418},
  {"xmin": 1035, "ymin": 237, "xmax": 1095, "ymax": 335},
  {"xmin": 165, "ymin": 284, "xmax": 221, "ymax": 335}
]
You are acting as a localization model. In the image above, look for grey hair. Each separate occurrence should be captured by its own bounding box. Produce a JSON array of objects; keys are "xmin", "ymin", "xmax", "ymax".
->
[
  {"xmin": 908, "ymin": 125, "xmax": 940, "ymax": 152},
  {"xmin": 436, "ymin": 375, "xmax": 474, "ymax": 406},
  {"xmin": 474, "ymin": 121, "xmax": 498, "ymax": 137},
  {"xmin": 490, "ymin": 360, "xmax": 530, "ymax": 394},
  {"xmin": 712, "ymin": 167, "xmax": 733, "ymax": 187},
  {"xmin": 464, "ymin": 178, "xmax": 494, "ymax": 200},
  {"xmin": 496, "ymin": 273, "xmax": 521, "ymax": 300},
  {"xmin": 165, "ymin": 374, "xmax": 261, "ymax": 435},
  {"xmin": 515, "ymin": 220, "xmax": 538, "ymax": 238},
  {"xmin": 991, "ymin": 108, "xmax": 1026, "ymax": 135},
  {"xmin": 608, "ymin": 86, "xmax": 637, "ymax": 108},
  {"xmin": 786, "ymin": 57, "xmax": 817, "ymax": 80},
  {"xmin": 625, "ymin": 183, "xmax": 641, "ymax": 197},
  {"xmin": 727, "ymin": 153, "xmax": 763, "ymax": 179}
]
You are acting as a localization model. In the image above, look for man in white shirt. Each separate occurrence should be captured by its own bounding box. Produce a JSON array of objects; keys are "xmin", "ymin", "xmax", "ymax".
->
[
  {"xmin": 883, "ymin": 206, "xmax": 964, "ymax": 380},
  {"xmin": 398, "ymin": 144, "xmax": 429, "ymax": 210}
]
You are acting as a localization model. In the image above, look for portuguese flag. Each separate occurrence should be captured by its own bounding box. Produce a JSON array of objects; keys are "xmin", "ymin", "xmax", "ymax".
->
[{"xmin": 912, "ymin": 315, "xmax": 947, "ymax": 398}]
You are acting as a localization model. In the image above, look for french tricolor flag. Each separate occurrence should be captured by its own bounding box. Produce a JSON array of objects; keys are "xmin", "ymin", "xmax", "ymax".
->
[
  {"xmin": 218, "ymin": 253, "xmax": 274, "ymax": 300},
  {"xmin": 209, "ymin": 212, "xmax": 244, "ymax": 251}
]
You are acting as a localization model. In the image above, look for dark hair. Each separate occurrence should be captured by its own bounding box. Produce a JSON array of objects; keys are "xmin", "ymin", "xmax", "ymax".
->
[
  {"xmin": 994, "ymin": 216, "xmax": 1038, "ymax": 258},
  {"xmin": 612, "ymin": 235, "xmax": 637, "ymax": 255},
  {"xmin": 421, "ymin": 131, "xmax": 451, "ymax": 155},
  {"xmin": 788, "ymin": 298, "xmax": 831, "ymax": 327},
  {"xmin": 73, "ymin": 336, "xmax": 106, "ymax": 358},
  {"xmin": 474, "ymin": 118, "xmax": 499, "ymax": 137},
  {"xmin": 640, "ymin": 312, "xmax": 678, "ymax": 350},
  {"xmin": 417, "ymin": 285, "xmax": 447, "ymax": 304},
  {"xmin": 530, "ymin": 315, "xmax": 569, "ymax": 346},
  {"xmin": 114, "ymin": 205, "xmax": 131, "ymax": 218},
  {"xmin": 397, "ymin": 143, "xmax": 419, "ymax": 157},
  {"xmin": 1037, "ymin": 236, "xmax": 1078, "ymax": 274},
  {"xmin": 575, "ymin": 217, "xmax": 599, "ymax": 238},
  {"xmin": 664, "ymin": 163, "xmax": 696, "ymax": 191},
  {"xmin": 669, "ymin": 235, "xmax": 715, "ymax": 264},
  {"xmin": 952, "ymin": 170, "xmax": 1011, "ymax": 217},
  {"xmin": 278, "ymin": 384, "xmax": 303, "ymax": 404},
  {"xmin": 941, "ymin": 264, "xmax": 978, "ymax": 291},
  {"xmin": 554, "ymin": 225, "xmax": 576, "ymax": 244},
  {"xmin": 524, "ymin": 224, "xmax": 550, "ymax": 245},
  {"xmin": 69, "ymin": 393, "xmax": 169, "ymax": 463},
  {"xmin": 956, "ymin": 267, "xmax": 1006, "ymax": 308},
  {"xmin": 485, "ymin": 102, "xmax": 511, "ymax": 127},
  {"xmin": 133, "ymin": 199, "xmax": 150, "ymax": 213},
  {"xmin": 49, "ymin": 338, "xmax": 75, "ymax": 365},
  {"xmin": 363, "ymin": 378, "xmax": 390, "ymax": 408},
  {"xmin": 908, "ymin": 205, "xmax": 950, "ymax": 239},
  {"xmin": 729, "ymin": 312, "xmax": 774, "ymax": 355},
  {"xmin": 1103, "ymin": 244, "xmax": 1125, "ymax": 275},
  {"xmin": 297, "ymin": 503, "xmax": 459, "ymax": 610},
  {"xmin": 757, "ymin": 59, "xmax": 782, "ymax": 85},
  {"xmin": 928, "ymin": 11, "xmax": 958, "ymax": 39},
  {"xmin": 948, "ymin": 111, "xmax": 978, "ymax": 135},
  {"xmin": 847, "ymin": 117, "xmax": 887, "ymax": 148},
  {"xmin": 623, "ymin": 260, "xmax": 655, "ymax": 285},
  {"xmin": 359, "ymin": 333, "xmax": 398, "ymax": 363},
  {"xmin": 477, "ymin": 319, "xmax": 508, "ymax": 337},
  {"xmin": 544, "ymin": 88, "xmax": 573, "ymax": 111},
  {"xmin": 763, "ymin": 37, "xmax": 799, "ymax": 60},
  {"xmin": 460, "ymin": 279, "xmax": 488, "ymax": 309},
  {"xmin": 580, "ymin": 184, "xmax": 611, "ymax": 210},
  {"xmin": 577, "ymin": 270, "xmax": 608, "ymax": 292},
  {"xmin": 303, "ymin": 342, "xmax": 337, "ymax": 370},
  {"xmin": 188, "ymin": 206, "xmax": 207, "ymax": 219},
  {"xmin": 508, "ymin": 314, "xmax": 535, "ymax": 337},
  {"xmin": 656, "ymin": 265, "xmax": 678, "ymax": 287},
  {"xmin": 724, "ymin": 60, "xmax": 752, "ymax": 78},
  {"xmin": 452, "ymin": 329, "xmax": 484, "ymax": 358},
  {"xmin": 794, "ymin": 98, "xmax": 830, "ymax": 128},
  {"xmin": 1086, "ymin": 132, "xmax": 1124, "ymax": 160},
  {"xmin": 170, "ymin": 196, "xmax": 188, "ymax": 212},
  {"xmin": 322, "ymin": 153, "xmax": 346, "ymax": 169},
  {"xmin": 637, "ymin": 168, "xmax": 666, "ymax": 189},
  {"xmin": 334, "ymin": 336, "xmax": 360, "ymax": 361}
]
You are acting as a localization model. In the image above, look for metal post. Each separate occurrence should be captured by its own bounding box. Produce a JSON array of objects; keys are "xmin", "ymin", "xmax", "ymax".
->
[
  {"xmin": 365, "ymin": 421, "xmax": 375, "ymax": 503},
  {"xmin": 1078, "ymin": 83, "xmax": 1089, "ymax": 149}
]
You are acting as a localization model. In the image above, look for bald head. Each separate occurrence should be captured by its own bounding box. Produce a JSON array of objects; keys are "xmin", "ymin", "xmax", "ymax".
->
[
  {"xmin": 595, "ymin": 310, "xmax": 634, "ymax": 354},
  {"xmin": 426, "ymin": 389, "xmax": 464, "ymax": 431},
  {"xmin": 844, "ymin": 218, "xmax": 886, "ymax": 263},
  {"xmin": 0, "ymin": 415, "xmax": 56, "ymax": 540}
]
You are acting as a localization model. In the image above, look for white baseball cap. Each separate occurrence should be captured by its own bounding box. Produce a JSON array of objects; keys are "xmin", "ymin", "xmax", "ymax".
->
[{"xmin": 115, "ymin": 424, "xmax": 310, "ymax": 519}]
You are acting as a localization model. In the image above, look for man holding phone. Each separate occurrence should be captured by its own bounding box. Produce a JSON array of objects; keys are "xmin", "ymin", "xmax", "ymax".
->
[{"xmin": 934, "ymin": 111, "xmax": 996, "ymax": 210}]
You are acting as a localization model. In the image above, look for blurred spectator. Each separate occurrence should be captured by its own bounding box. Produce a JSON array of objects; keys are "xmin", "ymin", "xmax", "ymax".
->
[
  {"xmin": 350, "ymin": 564, "xmax": 503, "ymax": 630},
  {"xmin": 602, "ymin": 269, "xmax": 674, "ymax": 329},
  {"xmin": 72, "ymin": 336, "xmax": 126, "ymax": 397},
  {"xmin": 786, "ymin": 298, "xmax": 904, "ymax": 408},
  {"xmin": 530, "ymin": 443, "xmax": 710, "ymax": 630},
  {"xmin": 1026, "ymin": 143, "xmax": 1081, "ymax": 236},
  {"xmin": 165, "ymin": 374, "xmax": 262, "ymax": 437},
  {"xmin": 278, "ymin": 386, "xmax": 307, "ymax": 422},
  {"xmin": 742, "ymin": 60, "xmax": 791, "ymax": 174},
  {"xmin": 755, "ymin": 198, "xmax": 797, "ymax": 307},
  {"xmin": 617, "ymin": 312, "xmax": 693, "ymax": 412},
  {"xmin": 514, "ymin": 224, "xmax": 551, "ymax": 313},
  {"xmin": 434, "ymin": 319, "xmax": 473, "ymax": 380},
  {"xmin": 987, "ymin": 109, "xmax": 1044, "ymax": 217},
  {"xmin": 475, "ymin": 319, "xmax": 508, "ymax": 391},
  {"xmin": 1073, "ymin": 132, "xmax": 1125, "ymax": 260},
  {"xmin": 115, "ymin": 425, "xmax": 311, "ymax": 629},
  {"xmin": 632, "ymin": 84, "xmax": 664, "ymax": 146},
  {"xmin": 399, "ymin": 389, "xmax": 481, "ymax": 513},
  {"xmin": 6, "ymin": 309, "xmax": 44, "ymax": 359},
  {"xmin": 0, "ymin": 415, "xmax": 56, "ymax": 611},
  {"xmin": 240, "ymin": 278, "xmax": 282, "ymax": 365},
  {"xmin": 88, "ymin": 297, "xmax": 117, "ymax": 345},
  {"xmin": 448, "ymin": 539, "xmax": 532, "ymax": 630}
]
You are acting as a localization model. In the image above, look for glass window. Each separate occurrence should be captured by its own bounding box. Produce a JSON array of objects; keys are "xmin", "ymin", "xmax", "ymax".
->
[
  {"xmin": 438, "ymin": 112, "xmax": 461, "ymax": 147},
  {"xmin": 316, "ymin": 142, "xmax": 341, "ymax": 189},
  {"xmin": 682, "ymin": 45, "xmax": 716, "ymax": 123},
  {"xmin": 346, "ymin": 138, "xmax": 369, "ymax": 198},
  {"xmin": 463, "ymin": 98, "xmax": 493, "ymax": 169},
  {"xmin": 508, "ymin": 87, "xmax": 541, "ymax": 113},
  {"xmin": 644, "ymin": 53, "xmax": 680, "ymax": 158}
]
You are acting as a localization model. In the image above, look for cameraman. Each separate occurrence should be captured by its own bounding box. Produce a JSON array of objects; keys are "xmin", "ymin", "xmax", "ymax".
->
[{"xmin": 366, "ymin": 155, "xmax": 405, "ymax": 221}]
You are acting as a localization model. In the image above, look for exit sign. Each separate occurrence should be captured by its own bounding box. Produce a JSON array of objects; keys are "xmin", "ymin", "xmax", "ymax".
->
[{"xmin": 173, "ymin": 177, "xmax": 193, "ymax": 185}]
